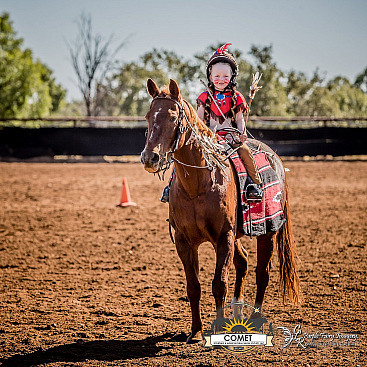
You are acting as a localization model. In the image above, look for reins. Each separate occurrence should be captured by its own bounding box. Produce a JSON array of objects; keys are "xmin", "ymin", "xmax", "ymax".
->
[
  {"xmin": 149, "ymin": 95, "xmax": 256, "ymax": 244},
  {"xmin": 149, "ymin": 96, "xmax": 236, "ymax": 179}
]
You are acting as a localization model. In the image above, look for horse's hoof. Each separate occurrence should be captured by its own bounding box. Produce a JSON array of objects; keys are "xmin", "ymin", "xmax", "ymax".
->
[
  {"xmin": 250, "ymin": 310, "xmax": 262, "ymax": 319},
  {"xmin": 186, "ymin": 331, "xmax": 203, "ymax": 344}
]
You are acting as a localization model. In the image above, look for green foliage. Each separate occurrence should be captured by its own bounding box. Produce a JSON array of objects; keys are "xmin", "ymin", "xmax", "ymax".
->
[
  {"xmin": 327, "ymin": 77, "xmax": 367, "ymax": 117},
  {"xmin": 1, "ymin": 11, "xmax": 366, "ymax": 120},
  {"xmin": 101, "ymin": 49, "xmax": 199, "ymax": 116},
  {"xmin": 0, "ymin": 13, "xmax": 65, "ymax": 118},
  {"xmin": 56, "ymin": 100, "xmax": 84, "ymax": 117},
  {"xmin": 245, "ymin": 45, "xmax": 288, "ymax": 116},
  {"xmin": 284, "ymin": 70, "xmax": 367, "ymax": 117},
  {"xmin": 354, "ymin": 67, "xmax": 367, "ymax": 94},
  {"xmin": 100, "ymin": 43, "xmax": 367, "ymax": 119},
  {"xmin": 69, "ymin": 39, "xmax": 367, "ymax": 119}
]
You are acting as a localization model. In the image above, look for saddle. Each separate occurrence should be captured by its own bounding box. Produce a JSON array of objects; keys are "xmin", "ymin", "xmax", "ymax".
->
[{"xmin": 218, "ymin": 138, "xmax": 285, "ymax": 237}]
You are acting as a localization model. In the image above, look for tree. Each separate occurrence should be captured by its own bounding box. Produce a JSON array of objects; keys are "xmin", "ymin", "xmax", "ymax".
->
[
  {"xmin": 327, "ymin": 76, "xmax": 367, "ymax": 117},
  {"xmin": 194, "ymin": 43, "xmax": 289, "ymax": 116},
  {"xmin": 284, "ymin": 69, "xmax": 331, "ymax": 116},
  {"xmin": 0, "ymin": 12, "xmax": 65, "ymax": 118},
  {"xmin": 93, "ymin": 41, "xmax": 367, "ymax": 119},
  {"xmin": 193, "ymin": 43, "xmax": 246, "ymax": 100},
  {"xmin": 67, "ymin": 13, "xmax": 126, "ymax": 117},
  {"xmin": 246, "ymin": 45, "xmax": 288, "ymax": 116},
  {"xmin": 285, "ymin": 70, "xmax": 367, "ymax": 117},
  {"xmin": 354, "ymin": 67, "xmax": 367, "ymax": 94},
  {"xmin": 101, "ymin": 49, "xmax": 198, "ymax": 116},
  {"xmin": 100, "ymin": 60, "xmax": 167, "ymax": 116}
]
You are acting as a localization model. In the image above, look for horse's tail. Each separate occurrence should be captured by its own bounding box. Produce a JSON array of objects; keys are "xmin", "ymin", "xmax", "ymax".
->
[{"xmin": 277, "ymin": 177, "xmax": 301, "ymax": 304}]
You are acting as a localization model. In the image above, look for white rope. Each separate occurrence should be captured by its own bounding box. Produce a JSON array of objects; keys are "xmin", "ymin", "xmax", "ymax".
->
[{"xmin": 181, "ymin": 110, "xmax": 229, "ymax": 177}]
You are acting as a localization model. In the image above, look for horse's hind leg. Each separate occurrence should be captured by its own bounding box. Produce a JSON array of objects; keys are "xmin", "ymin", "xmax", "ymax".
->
[
  {"xmin": 175, "ymin": 232, "xmax": 202, "ymax": 344},
  {"xmin": 253, "ymin": 232, "xmax": 275, "ymax": 317},
  {"xmin": 212, "ymin": 232, "xmax": 235, "ymax": 319},
  {"xmin": 232, "ymin": 240, "xmax": 248, "ymax": 319},
  {"xmin": 233, "ymin": 239, "xmax": 248, "ymax": 300}
]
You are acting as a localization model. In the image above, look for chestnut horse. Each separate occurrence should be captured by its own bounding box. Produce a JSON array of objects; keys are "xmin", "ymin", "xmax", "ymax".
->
[{"xmin": 141, "ymin": 78, "xmax": 300, "ymax": 343}]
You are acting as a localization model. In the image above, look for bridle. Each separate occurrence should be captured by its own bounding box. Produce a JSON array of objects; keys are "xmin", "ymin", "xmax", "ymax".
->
[
  {"xmin": 149, "ymin": 96, "xmax": 189, "ymax": 158},
  {"xmin": 148, "ymin": 96, "xmax": 203, "ymax": 178},
  {"xmin": 147, "ymin": 95, "xmax": 238, "ymax": 178}
]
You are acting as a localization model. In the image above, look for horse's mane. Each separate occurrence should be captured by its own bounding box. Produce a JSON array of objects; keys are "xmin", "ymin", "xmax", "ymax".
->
[
  {"xmin": 157, "ymin": 86, "xmax": 227, "ymax": 175},
  {"xmin": 158, "ymin": 87, "xmax": 214, "ymax": 140}
]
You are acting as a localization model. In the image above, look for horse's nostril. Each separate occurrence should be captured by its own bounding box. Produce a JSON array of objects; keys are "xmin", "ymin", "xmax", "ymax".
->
[{"xmin": 151, "ymin": 153, "xmax": 159, "ymax": 164}]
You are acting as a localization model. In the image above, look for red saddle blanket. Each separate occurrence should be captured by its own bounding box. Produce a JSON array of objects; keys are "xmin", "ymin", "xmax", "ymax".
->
[{"xmin": 220, "ymin": 140, "xmax": 286, "ymax": 236}]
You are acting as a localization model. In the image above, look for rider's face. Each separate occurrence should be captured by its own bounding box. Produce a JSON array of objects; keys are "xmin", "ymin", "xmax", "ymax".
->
[{"xmin": 210, "ymin": 63, "xmax": 232, "ymax": 91}]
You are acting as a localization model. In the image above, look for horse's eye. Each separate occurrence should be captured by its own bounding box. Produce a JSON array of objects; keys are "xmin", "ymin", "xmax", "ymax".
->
[{"xmin": 169, "ymin": 117, "xmax": 177, "ymax": 123}]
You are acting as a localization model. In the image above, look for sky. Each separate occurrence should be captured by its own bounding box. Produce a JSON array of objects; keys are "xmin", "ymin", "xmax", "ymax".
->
[{"xmin": 2, "ymin": 0, "xmax": 367, "ymax": 102}]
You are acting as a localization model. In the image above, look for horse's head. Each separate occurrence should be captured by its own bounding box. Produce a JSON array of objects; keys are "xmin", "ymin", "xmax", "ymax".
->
[{"xmin": 141, "ymin": 78, "xmax": 187, "ymax": 173}]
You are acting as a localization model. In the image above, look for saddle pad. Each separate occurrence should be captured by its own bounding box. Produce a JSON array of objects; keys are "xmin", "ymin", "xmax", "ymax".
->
[{"xmin": 219, "ymin": 139, "xmax": 286, "ymax": 236}]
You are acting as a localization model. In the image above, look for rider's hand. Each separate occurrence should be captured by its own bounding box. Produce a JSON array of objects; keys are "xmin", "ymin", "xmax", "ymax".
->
[{"xmin": 239, "ymin": 133, "xmax": 247, "ymax": 143}]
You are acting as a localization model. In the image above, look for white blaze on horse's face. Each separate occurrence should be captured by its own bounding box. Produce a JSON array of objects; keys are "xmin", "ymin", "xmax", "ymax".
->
[
  {"xmin": 153, "ymin": 108, "xmax": 162, "ymax": 122},
  {"xmin": 141, "ymin": 101, "xmax": 179, "ymax": 173}
]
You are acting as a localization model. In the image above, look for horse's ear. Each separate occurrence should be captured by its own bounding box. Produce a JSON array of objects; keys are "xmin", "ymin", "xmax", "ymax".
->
[
  {"xmin": 147, "ymin": 78, "xmax": 160, "ymax": 98},
  {"xmin": 169, "ymin": 79, "xmax": 181, "ymax": 100}
]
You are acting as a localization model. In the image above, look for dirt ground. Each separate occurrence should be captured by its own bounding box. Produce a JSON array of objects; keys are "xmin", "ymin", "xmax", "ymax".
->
[{"xmin": 0, "ymin": 160, "xmax": 366, "ymax": 367}]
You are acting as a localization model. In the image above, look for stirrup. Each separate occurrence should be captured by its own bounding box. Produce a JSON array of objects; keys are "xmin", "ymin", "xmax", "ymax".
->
[
  {"xmin": 160, "ymin": 186, "xmax": 170, "ymax": 203},
  {"xmin": 245, "ymin": 183, "xmax": 263, "ymax": 203}
]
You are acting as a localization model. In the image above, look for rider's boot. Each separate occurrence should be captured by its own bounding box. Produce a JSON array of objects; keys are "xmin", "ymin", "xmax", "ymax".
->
[
  {"xmin": 160, "ymin": 185, "xmax": 170, "ymax": 203},
  {"xmin": 237, "ymin": 144, "xmax": 263, "ymax": 202},
  {"xmin": 245, "ymin": 177, "xmax": 263, "ymax": 202}
]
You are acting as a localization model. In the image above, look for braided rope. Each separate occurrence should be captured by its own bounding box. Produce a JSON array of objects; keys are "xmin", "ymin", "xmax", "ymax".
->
[
  {"xmin": 150, "ymin": 96, "xmax": 237, "ymax": 180},
  {"xmin": 230, "ymin": 88, "xmax": 237, "ymax": 127},
  {"xmin": 180, "ymin": 103, "xmax": 229, "ymax": 176},
  {"xmin": 203, "ymin": 86, "xmax": 213, "ymax": 125}
]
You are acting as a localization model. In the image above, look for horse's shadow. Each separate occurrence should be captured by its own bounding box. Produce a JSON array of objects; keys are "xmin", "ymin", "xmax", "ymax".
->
[{"xmin": 0, "ymin": 332, "xmax": 187, "ymax": 367}]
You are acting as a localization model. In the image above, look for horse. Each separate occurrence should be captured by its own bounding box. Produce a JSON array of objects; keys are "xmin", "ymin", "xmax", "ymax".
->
[{"xmin": 140, "ymin": 78, "xmax": 300, "ymax": 344}]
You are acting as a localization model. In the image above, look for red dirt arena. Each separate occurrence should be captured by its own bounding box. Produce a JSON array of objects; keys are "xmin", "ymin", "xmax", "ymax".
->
[{"xmin": 0, "ymin": 160, "xmax": 366, "ymax": 366}]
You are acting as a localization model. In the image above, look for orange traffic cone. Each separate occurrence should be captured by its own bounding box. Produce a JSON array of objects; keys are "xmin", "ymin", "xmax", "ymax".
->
[{"xmin": 116, "ymin": 177, "xmax": 137, "ymax": 207}]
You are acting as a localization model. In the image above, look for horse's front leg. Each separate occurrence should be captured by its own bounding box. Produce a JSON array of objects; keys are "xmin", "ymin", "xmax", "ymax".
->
[
  {"xmin": 175, "ymin": 232, "xmax": 202, "ymax": 344},
  {"xmin": 212, "ymin": 231, "xmax": 235, "ymax": 319}
]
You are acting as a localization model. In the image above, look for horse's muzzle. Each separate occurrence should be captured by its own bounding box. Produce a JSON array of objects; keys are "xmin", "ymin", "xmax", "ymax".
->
[{"xmin": 140, "ymin": 149, "xmax": 160, "ymax": 173}]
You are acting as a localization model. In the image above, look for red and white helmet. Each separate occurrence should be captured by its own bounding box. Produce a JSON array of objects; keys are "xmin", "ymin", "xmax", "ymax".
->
[{"xmin": 206, "ymin": 43, "xmax": 238, "ymax": 87}]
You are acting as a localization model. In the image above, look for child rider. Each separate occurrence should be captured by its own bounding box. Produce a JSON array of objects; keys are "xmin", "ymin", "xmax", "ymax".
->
[{"xmin": 161, "ymin": 43, "xmax": 262, "ymax": 202}]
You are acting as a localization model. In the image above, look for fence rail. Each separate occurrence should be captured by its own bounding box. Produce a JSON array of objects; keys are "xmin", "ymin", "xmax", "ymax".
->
[
  {"xmin": 1, "ymin": 116, "xmax": 367, "ymax": 121},
  {"xmin": 1, "ymin": 116, "xmax": 367, "ymax": 128},
  {"xmin": 0, "ymin": 116, "xmax": 367, "ymax": 158},
  {"xmin": 0, "ymin": 116, "xmax": 145, "ymax": 122}
]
